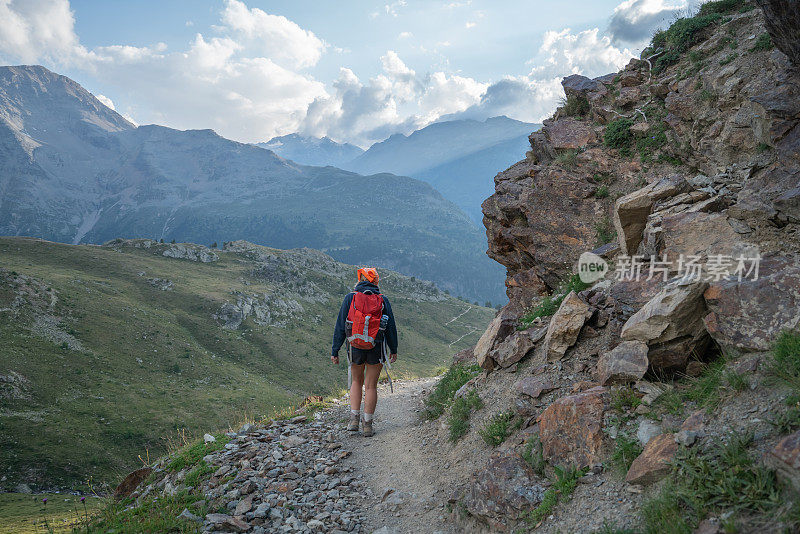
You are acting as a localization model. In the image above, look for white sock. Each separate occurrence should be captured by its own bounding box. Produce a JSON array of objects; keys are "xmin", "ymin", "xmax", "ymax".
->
[
  {"xmin": 351, "ymin": 409, "xmax": 360, "ymax": 416},
  {"xmin": 363, "ymin": 412, "xmax": 374, "ymax": 422}
]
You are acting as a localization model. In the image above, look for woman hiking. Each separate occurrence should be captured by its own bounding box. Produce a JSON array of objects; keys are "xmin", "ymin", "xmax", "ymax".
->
[{"xmin": 331, "ymin": 267, "xmax": 398, "ymax": 437}]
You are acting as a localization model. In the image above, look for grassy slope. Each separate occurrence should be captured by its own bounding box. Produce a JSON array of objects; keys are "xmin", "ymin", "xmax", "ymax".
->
[
  {"xmin": 0, "ymin": 493, "xmax": 102, "ymax": 534},
  {"xmin": 0, "ymin": 237, "xmax": 494, "ymax": 490}
]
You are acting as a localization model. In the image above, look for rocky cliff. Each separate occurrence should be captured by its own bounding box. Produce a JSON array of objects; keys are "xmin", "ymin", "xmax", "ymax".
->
[{"xmin": 452, "ymin": 0, "xmax": 800, "ymax": 531}]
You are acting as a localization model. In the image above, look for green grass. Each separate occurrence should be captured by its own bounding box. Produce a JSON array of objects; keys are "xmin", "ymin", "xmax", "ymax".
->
[
  {"xmin": 767, "ymin": 330, "xmax": 800, "ymax": 392},
  {"xmin": 770, "ymin": 400, "xmax": 800, "ymax": 434},
  {"xmin": 593, "ymin": 521, "xmax": 638, "ymax": 534},
  {"xmin": 525, "ymin": 465, "xmax": 586, "ymax": 526},
  {"xmin": 88, "ymin": 491, "xmax": 207, "ymax": 533},
  {"xmin": 0, "ymin": 493, "xmax": 102, "ymax": 534},
  {"xmin": 555, "ymin": 149, "xmax": 579, "ymax": 169},
  {"xmin": 518, "ymin": 275, "xmax": 591, "ymax": 330},
  {"xmin": 749, "ymin": 32, "xmax": 773, "ymax": 52},
  {"xmin": 423, "ymin": 363, "xmax": 482, "ymax": 420},
  {"xmin": 560, "ymin": 93, "xmax": 591, "ymax": 117},
  {"xmin": 640, "ymin": 432, "xmax": 794, "ymax": 533},
  {"xmin": 610, "ymin": 433, "xmax": 643, "ymax": 475},
  {"xmin": 646, "ymin": 0, "xmax": 750, "ymax": 74},
  {"xmin": 167, "ymin": 434, "xmax": 229, "ymax": 472},
  {"xmin": 522, "ymin": 437, "xmax": 546, "ymax": 477},
  {"xmin": 0, "ymin": 237, "xmax": 495, "ymax": 490},
  {"xmin": 448, "ymin": 390, "xmax": 483, "ymax": 443},
  {"xmin": 611, "ymin": 387, "xmax": 642, "ymax": 413},
  {"xmin": 478, "ymin": 411, "xmax": 515, "ymax": 446},
  {"xmin": 595, "ymin": 215, "xmax": 617, "ymax": 246},
  {"xmin": 595, "ymin": 185, "xmax": 610, "ymax": 199}
]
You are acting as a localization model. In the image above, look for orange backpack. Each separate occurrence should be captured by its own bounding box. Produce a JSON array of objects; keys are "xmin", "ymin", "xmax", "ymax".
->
[{"xmin": 346, "ymin": 291, "xmax": 385, "ymax": 350}]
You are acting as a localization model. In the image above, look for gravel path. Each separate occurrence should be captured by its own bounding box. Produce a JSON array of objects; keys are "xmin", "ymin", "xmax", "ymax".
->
[{"xmin": 333, "ymin": 377, "xmax": 458, "ymax": 534}]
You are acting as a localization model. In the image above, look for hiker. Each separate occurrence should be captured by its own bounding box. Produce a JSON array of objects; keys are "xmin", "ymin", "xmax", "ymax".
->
[{"xmin": 331, "ymin": 267, "xmax": 398, "ymax": 437}]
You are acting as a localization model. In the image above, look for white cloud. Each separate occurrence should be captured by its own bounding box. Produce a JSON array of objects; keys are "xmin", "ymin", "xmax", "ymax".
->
[
  {"xmin": 465, "ymin": 21, "xmax": 476, "ymax": 29},
  {"xmin": 608, "ymin": 0, "xmax": 687, "ymax": 44},
  {"xmin": 220, "ymin": 0, "xmax": 325, "ymax": 69},
  {"xmin": 0, "ymin": 0, "xmax": 640, "ymax": 147},
  {"xmin": 383, "ymin": 0, "xmax": 407, "ymax": 17},
  {"xmin": 300, "ymin": 51, "xmax": 488, "ymax": 146},
  {"xmin": 531, "ymin": 27, "xmax": 632, "ymax": 79},
  {"xmin": 95, "ymin": 94, "xmax": 114, "ymax": 110},
  {"xmin": 0, "ymin": 0, "xmax": 91, "ymax": 65}
]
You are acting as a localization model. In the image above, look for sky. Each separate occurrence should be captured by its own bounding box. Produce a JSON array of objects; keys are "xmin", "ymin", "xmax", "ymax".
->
[{"xmin": 0, "ymin": 0, "xmax": 693, "ymax": 147}]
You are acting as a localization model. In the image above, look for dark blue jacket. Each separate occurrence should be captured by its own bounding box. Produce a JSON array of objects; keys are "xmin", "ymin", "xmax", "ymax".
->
[{"xmin": 331, "ymin": 281, "xmax": 398, "ymax": 357}]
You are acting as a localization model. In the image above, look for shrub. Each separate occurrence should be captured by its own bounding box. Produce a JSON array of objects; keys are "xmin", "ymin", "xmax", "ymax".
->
[
  {"xmin": 641, "ymin": 432, "xmax": 789, "ymax": 533},
  {"xmin": 771, "ymin": 401, "xmax": 800, "ymax": 434},
  {"xmin": 604, "ymin": 118, "xmax": 634, "ymax": 151},
  {"xmin": 423, "ymin": 363, "xmax": 481, "ymax": 420},
  {"xmin": 448, "ymin": 390, "xmax": 483, "ymax": 442},
  {"xmin": 595, "ymin": 215, "xmax": 616, "ymax": 246},
  {"xmin": 555, "ymin": 149, "xmax": 578, "ymax": 169},
  {"xmin": 750, "ymin": 32, "xmax": 773, "ymax": 52},
  {"xmin": 518, "ymin": 275, "xmax": 590, "ymax": 329},
  {"xmin": 522, "ymin": 437, "xmax": 546, "ymax": 476},
  {"xmin": 610, "ymin": 433, "xmax": 643, "ymax": 474},
  {"xmin": 479, "ymin": 412, "xmax": 515, "ymax": 446},
  {"xmin": 560, "ymin": 93, "xmax": 591, "ymax": 117},
  {"xmin": 595, "ymin": 185, "xmax": 610, "ymax": 199},
  {"xmin": 697, "ymin": 0, "xmax": 748, "ymax": 16},
  {"xmin": 526, "ymin": 465, "xmax": 586, "ymax": 526},
  {"xmin": 650, "ymin": 12, "xmax": 725, "ymax": 73},
  {"xmin": 767, "ymin": 330, "xmax": 800, "ymax": 391}
]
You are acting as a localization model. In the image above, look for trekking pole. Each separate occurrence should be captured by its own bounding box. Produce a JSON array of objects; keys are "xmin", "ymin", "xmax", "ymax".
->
[
  {"xmin": 347, "ymin": 342, "xmax": 353, "ymax": 391},
  {"xmin": 382, "ymin": 339, "xmax": 393, "ymax": 393}
]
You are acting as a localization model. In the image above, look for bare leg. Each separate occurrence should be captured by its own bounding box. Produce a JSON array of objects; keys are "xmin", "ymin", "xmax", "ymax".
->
[
  {"xmin": 364, "ymin": 363, "xmax": 383, "ymax": 415},
  {"xmin": 350, "ymin": 363, "xmax": 365, "ymax": 412}
]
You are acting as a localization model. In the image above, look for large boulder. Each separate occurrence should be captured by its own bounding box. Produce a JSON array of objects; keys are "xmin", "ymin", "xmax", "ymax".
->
[
  {"xmin": 704, "ymin": 254, "xmax": 800, "ymax": 352},
  {"xmin": 562, "ymin": 74, "xmax": 604, "ymax": 98},
  {"xmin": 613, "ymin": 175, "xmax": 690, "ymax": 255},
  {"xmin": 660, "ymin": 211, "xmax": 747, "ymax": 260},
  {"xmin": 596, "ymin": 341, "xmax": 649, "ymax": 385},
  {"xmin": 483, "ymin": 161, "xmax": 597, "ymax": 293},
  {"xmin": 625, "ymin": 433, "xmax": 678, "ymax": 485},
  {"xmin": 538, "ymin": 386, "xmax": 609, "ymax": 467},
  {"xmin": 113, "ymin": 467, "xmax": 153, "ymax": 499},
  {"xmin": 491, "ymin": 328, "xmax": 545, "ymax": 368},
  {"xmin": 544, "ymin": 292, "xmax": 592, "ymax": 361},
  {"xmin": 515, "ymin": 375, "xmax": 556, "ymax": 399},
  {"xmin": 765, "ymin": 429, "xmax": 800, "ymax": 492},
  {"xmin": 621, "ymin": 281, "xmax": 710, "ymax": 372},
  {"xmin": 461, "ymin": 452, "xmax": 547, "ymax": 531},
  {"xmin": 543, "ymin": 119, "xmax": 597, "ymax": 149},
  {"xmin": 474, "ymin": 307, "xmax": 518, "ymax": 370}
]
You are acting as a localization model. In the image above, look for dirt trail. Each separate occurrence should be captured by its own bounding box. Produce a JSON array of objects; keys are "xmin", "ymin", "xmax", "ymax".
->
[{"xmin": 332, "ymin": 377, "xmax": 459, "ymax": 534}]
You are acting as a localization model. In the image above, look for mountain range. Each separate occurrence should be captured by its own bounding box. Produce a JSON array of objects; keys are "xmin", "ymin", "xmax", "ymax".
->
[
  {"xmin": 263, "ymin": 116, "xmax": 539, "ymax": 223},
  {"xmin": 0, "ymin": 65, "xmax": 505, "ymax": 303}
]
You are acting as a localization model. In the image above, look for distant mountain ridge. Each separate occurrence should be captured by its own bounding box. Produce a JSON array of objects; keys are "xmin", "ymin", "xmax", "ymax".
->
[
  {"xmin": 257, "ymin": 133, "xmax": 364, "ymax": 167},
  {"xmin": 0, "ymin": 65, "xmax": 505, "ymax": 303},
  {"xmin": 262, "ymin": 116, "xmax": 540, "ymax": 223}
]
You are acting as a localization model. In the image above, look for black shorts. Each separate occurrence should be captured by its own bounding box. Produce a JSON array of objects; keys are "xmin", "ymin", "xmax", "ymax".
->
[{"xmin": 348, "ymin": 344, "xmax": 383, "ymax": 365}]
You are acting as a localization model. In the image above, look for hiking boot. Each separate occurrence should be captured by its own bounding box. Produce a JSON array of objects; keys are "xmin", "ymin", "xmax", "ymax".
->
[
  {"xmin": 362, "ymin": 418, "xmax": 374, "ymax": 437},
  {"xmin": 347, "ymin": 413, "xmax": 359, "ymax": 432}
]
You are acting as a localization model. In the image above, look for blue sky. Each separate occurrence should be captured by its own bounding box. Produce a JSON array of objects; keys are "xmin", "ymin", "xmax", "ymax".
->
[{"xmin": 0, "ymin": 0, "xmax": 690, "ymax": 146}]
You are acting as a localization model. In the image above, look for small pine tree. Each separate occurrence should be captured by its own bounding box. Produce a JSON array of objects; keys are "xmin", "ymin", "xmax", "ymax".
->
[
  {"xmin": 211, "ymin": 242, "xmax": 218, "ymax": 248},
  {"xmin": 170, "ymin": 239, "xmax": 176, "ymax": 244},
  {"xmin": 160, "ymin": 238, "xmax": 164, "ymax": 243}
]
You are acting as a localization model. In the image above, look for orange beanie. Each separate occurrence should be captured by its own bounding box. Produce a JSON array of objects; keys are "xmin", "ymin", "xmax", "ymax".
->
[{"xmin": 357, "ymin": 267, "xmax": 379, "ymax": 284}]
